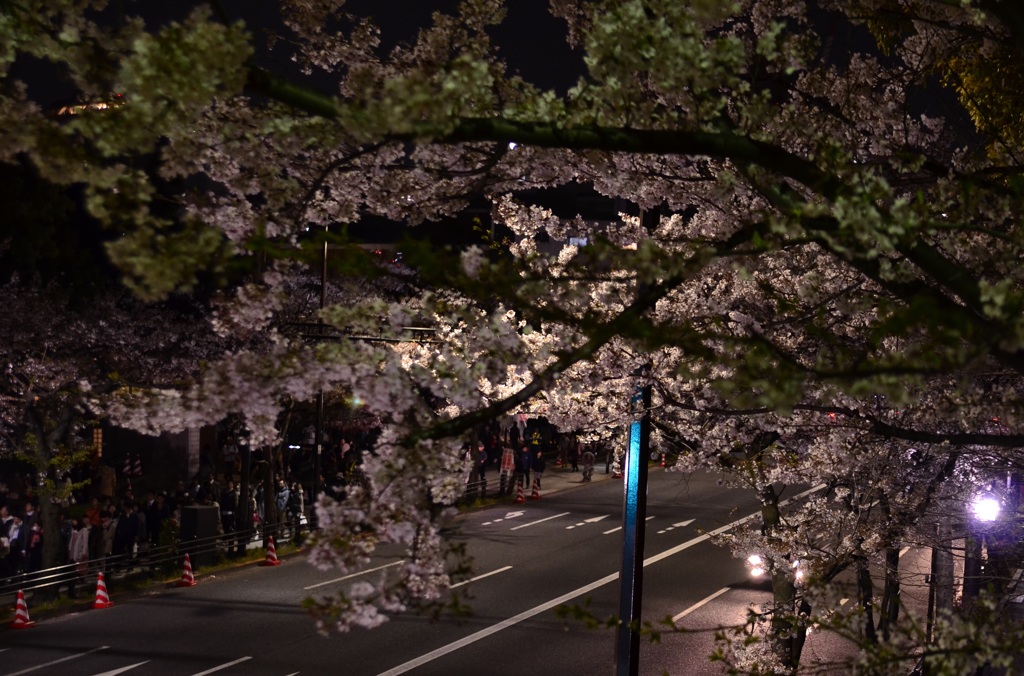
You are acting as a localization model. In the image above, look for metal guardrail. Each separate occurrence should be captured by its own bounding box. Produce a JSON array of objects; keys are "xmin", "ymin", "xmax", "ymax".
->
[{"xmin": 0, "ymin": 521, "xmax": 308, "ymax": 603}]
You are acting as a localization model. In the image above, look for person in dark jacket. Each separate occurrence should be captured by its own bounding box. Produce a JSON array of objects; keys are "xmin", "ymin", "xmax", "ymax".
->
[
  {"xmin": 514, "ymin": 445, "xmax": 531, "ymax": 492},
  {"xmin": 531, "ymin": 449, "xmax": 546, "ymax": 490}
]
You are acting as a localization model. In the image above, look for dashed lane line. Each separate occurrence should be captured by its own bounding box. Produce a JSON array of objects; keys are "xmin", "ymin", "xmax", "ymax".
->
[
  {"xmin": 305, "ymin": 560, "xmax": 404, "ymax": 591},
  {"xmin": 603, "ymin": 516, "xmax": 654, "ymax": 535},
  {"xmin": 566, "ymin": 515, "xmax": 610, "ymax": 529},
  {"xmin": 482, "ymin": 510, "xmax": 525, "ymax": 526},
  {"xmin": 451, "ymin": 566, "xmax": 513, "ymax": 589},
  {"xmin": 672, "ymin": 587, "xmax": 730, "ymax": 623},
  {"xmin": 657, "ymin": 519, "xmax": 695, "ymax": 534},
  {"xmin": 374, "ymin": 492, "xmax": 837, "ymax": 676},
  {"xmin": 510, "ymin": 512, "xmax": 570, "ymax": 531},
  {"xmin": 190, "ymin": 656, "xmax": 252, "ymax": 676},
  {"xmin": 91, "ymin": 662, "xmax": 151, "ymax": 676},
  {"xmin": 5, "ymin": 646, "xmax": 109, "ymax": 676}
]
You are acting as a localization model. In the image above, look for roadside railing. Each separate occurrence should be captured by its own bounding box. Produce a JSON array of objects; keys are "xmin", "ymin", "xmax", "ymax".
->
[{"xmin": 0, "ymin": 520, "xmax": 308, "ymax": 605}]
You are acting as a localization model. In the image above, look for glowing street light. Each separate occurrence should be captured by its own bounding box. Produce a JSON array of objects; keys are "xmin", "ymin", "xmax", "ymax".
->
[{"xmin": 970, "ymin": 493, "xmax": 1001, "ymax": 523}]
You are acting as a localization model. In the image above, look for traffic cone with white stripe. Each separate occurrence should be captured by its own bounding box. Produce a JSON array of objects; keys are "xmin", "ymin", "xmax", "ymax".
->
[
  {"xmin": 530, "ymin": 476, "xmax": 541, "ymax": 500},
  {"xmin": 177, "ymin": 553, "xmax": 198, "ymax": 587},
  {"xmin": 260, "ymin": 536, "xmax": 282, "ymax": 566},
  {"xmin": 514, "ymin": 480, "xmax": 525, "ymax": 503},
  {"xmin": 10, "ymin": 590, "xmax": 35, "ymax": 628},
  {"xmin": 93, "ymin": 571, "xmax": 114, "ymax": 608},
  {"xmin": 660, "ymin": 453, "xmax": 666, "ymax": 468}
]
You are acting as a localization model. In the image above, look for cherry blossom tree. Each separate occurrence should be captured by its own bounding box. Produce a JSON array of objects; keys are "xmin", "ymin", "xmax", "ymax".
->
[{"xmin": 5, "ymin": 0, "xmax": 1024, "ymax": 671}]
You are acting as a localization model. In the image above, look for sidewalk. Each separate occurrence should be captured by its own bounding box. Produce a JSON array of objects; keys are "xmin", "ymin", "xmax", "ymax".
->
[
  {"xmin": 465, "ymin": 459, "xmax": 619, "ymax": 504},
  {"xmin": 535, "ymin": 461, "xmax": 617, "ymax": 496}
]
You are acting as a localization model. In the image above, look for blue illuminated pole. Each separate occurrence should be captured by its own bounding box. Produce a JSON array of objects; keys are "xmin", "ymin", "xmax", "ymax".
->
[{"xmin": 615, "ymin": 365, "xmax": 651, "ymax": 676}]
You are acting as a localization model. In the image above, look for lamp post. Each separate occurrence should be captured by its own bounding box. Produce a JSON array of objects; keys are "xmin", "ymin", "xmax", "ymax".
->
[
  {"xmin": 615, "ymin": 364, "xmax": 651, "ymax": 676},
  {"xmin": 964, "ymin": 489, "xmax": 1001, "ymax": 604}
]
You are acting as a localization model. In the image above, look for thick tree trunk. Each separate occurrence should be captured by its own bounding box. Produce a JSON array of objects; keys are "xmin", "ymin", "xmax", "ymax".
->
[
  {"xmin": 878, "ymin": 545, "xmax": 900, "ymax": 641},
  {"xmin": 761, "ymin": 483, "xmax": 809, "ymax": 670},
  {"xmin": 857, "ymin": 553, "xmax": 878, "ymax": 644}
]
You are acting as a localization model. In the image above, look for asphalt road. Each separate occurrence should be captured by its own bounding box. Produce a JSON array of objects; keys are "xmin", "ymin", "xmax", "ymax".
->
[{"xmin": 1, "ymin": 469, "xmax": 810, "ymax": 676}]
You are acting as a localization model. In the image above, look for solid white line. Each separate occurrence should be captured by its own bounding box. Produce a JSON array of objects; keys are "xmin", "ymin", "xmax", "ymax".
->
[
  {"xmin": 451, "ymin": 566, "xmax": 513, "ymax": 589},
  {"xmin": 672, "ymin": 587, "xmax": 730, "ymax": 622},
  {"xmin": 377, "ymin": 484, "xmax": 827, "ymax": 676},
  {"xmin": 190, "ymin": 657, "xmax": 252, "ymax": 676},
  {"xmin": 375, "ymin": 572, "xmax": 619, "ymax": 676},
  {"xmin": 305, "ymin": 560, "xmax": 404, "ymax": 590},
  {"xmin": 376, "ymin": 494, "xmax": 814, "ymax": 676},
  {"xmin": 6, "ymin": 647, "xmax": 109, "ymax": 676},
  {"xmin": 91, "ymin": 662, "xmax": 151, "ymax": 676},
  {"xmin": 510, "ymin": 512, "xmax": 570, "ymax": 531}
]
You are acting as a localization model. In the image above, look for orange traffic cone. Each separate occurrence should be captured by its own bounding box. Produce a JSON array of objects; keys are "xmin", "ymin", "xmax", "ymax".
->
[
  {"xmin": 177, "ymin": 553, "xmax": 198, "ymax": 587},
  {"xmin": 93, "ymin": 572, "xmax": 114, "ymax": 609},
  {"xmin": 514, "ymin": 481, "xmax": 525, "ymax": 504},
  {"xmin": 530, "ymin": 477, "xmax": 541, "ymax": 500},
  {"xmin": 660, "ymin": 453, "xmax": 666, "ymax": 468},
  {"xmin": 10, "ymin": 590, "xmax": 35, "ymax": 628},
  {"xmin": 260, "ymin": 536, "xmax": 282, "ymax": 566}
]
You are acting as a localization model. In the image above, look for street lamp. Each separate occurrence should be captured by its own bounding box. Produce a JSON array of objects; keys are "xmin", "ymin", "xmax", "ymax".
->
[
  {"xmin": 969, "ymin": 492, "xmax": 1001, "ymax": 523},
  {"xmin": 964, "ymin": 487, "xmax": 1003, "ymax": 605}
]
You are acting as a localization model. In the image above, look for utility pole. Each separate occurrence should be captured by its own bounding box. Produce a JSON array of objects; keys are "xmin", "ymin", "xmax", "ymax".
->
[{"xmin": 312, "ymin": 233, "xmax": 327, "ymax": 529}]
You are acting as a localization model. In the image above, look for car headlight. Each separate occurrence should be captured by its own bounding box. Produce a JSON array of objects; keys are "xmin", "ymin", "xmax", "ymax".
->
[{"xmin": 747, "ymin": 554, "xmax": 766, "ymax": 577}]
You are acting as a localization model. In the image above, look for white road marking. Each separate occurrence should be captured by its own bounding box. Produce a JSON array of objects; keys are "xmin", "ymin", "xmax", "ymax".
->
[
  {"xmin": 451, "ymin": 566, "xmax": 513, "ymax": 589},
  {"xmin": 483, "ymin": 510, "xmax": 525, "ymax": 525},
  {"xmin": 376, "ymin": 493, "xmax": 838, "ymax": 676},
  {"xmin": 304, "ymin": 560, "xmax": 404, "ymax": 590},
  {"xmin": 190, "ymin": 657, "xmax": 252, "ymax": 675},
  {"xmin": 657, "ymin": 518, "xmax": 695, "ymax": 533},
  {"xmin": 5, "ymin": 647, "xmax": 109, "ymax": 676},
  {"xmin": 510, "ymin": 512, "xmax": 570, "ymax": 531},
  {"xmin": 839, "ymin": 598, "xmax": 849, "ymax": 606},
  {"xmin": 91, "ymin": 662, "xmax": 151, "ymax": 676},
  {"xmin": 899, "ymin": 546, "xmax": 910, "ymax": 558},
  {"xmin": 566, "ymin": 515, "xmax": 610, "ymax": 529},
  {"xmin": 672, "ymin": 587, "xmax": 730, "ymax": 622},
  {"xmin": 603, "ymin": 515, "xmax": 655, "ymax": 535}
]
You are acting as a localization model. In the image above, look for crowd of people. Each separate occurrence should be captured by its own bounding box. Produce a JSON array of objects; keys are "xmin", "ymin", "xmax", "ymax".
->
[
  {"xmin": 0, "ymin": 463, "xmax": 312, "ymax": 590},
  {"xmin": 465, "ymin": 422, "xmax": 615, "ymax": 499},
  {"xmin": 0, "ymin": 422, "xmax": 614, "ymax": 587}
]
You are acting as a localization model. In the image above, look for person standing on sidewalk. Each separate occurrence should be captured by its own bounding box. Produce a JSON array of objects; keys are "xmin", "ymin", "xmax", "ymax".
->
[
  {"xmin": 531, "ymin": 448, "xmax": 546, "ymax": 491},
  {"xmin": 474, "ymin": 443, "xmax": 488, "ymax": 498},
  {"xmin": 221, "ymin": 480, "xmax": 239, "ymax": 537},
  {"xmin": 514, "ymin": 445, "xmax": 531, "ymax": 493},
  {"xmin": 582, "ymin": 446, "xmax": 596, "ymax": 482},
  {"xmin": 569, "ymin": 435, "xmax": 581, "ymax": 472}
]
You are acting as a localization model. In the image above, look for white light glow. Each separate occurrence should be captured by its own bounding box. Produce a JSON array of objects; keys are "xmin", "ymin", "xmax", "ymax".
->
[{"xmin": 971, "ymin": 494, "xmax": 1000, "ymax": 522}]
